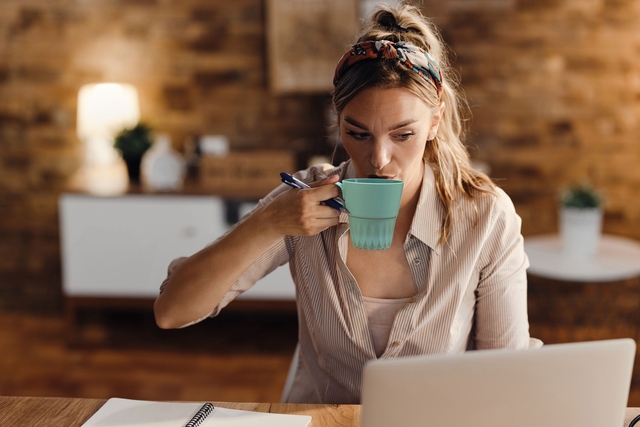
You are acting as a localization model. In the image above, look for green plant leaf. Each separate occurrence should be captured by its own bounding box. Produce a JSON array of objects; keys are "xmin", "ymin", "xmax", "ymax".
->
[
  {"xmin": 114, "ymin": 123, "xmax": 153, "ymax": 159},
  {"xmin": 559, "ymin": 183, "xmax": 603, "ymax": 209}
]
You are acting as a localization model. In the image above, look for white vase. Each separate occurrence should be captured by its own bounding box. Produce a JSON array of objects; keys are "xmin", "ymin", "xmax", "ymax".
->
[
  {"xmin": 141, "ymin": 133, "xmax": 186, "ymax": 191},
  {"xmin": 559, "ymin": 207, "xmax": 603, "ymax": 259}
]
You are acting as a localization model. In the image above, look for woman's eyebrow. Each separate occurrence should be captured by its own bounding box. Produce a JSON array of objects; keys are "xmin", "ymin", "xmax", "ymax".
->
[
  {"xmin": 343, "ymin": 116, "xmax": 418, "ymax": 131},
  {"xmin": 389, "ymin": 119, "xmax": 418, "ymax": 130},
  {"xmin": 343, "ymin": 116, "xmax": 369, "ymax": 130}
]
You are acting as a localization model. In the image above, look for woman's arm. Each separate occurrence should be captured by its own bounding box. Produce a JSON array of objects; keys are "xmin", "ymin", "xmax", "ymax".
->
[
  {"xmin": 153, "ymin": 175, "xmax": 341, "ymax": 329},
  {"xmin": 474, "ymin": 189, "xmax": 531, "ymax": 349}
]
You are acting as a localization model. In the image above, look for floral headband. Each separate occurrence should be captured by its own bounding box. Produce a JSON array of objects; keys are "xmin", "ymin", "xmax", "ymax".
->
[{"xmin": 333, "ymin": 40, "xmax": 443, "ymax": 98}]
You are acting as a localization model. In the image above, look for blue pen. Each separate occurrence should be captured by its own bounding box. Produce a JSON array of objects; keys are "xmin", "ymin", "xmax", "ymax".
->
[{"xmin": 280, "ymin": 172, "xmax": 350, "ymax": 214}]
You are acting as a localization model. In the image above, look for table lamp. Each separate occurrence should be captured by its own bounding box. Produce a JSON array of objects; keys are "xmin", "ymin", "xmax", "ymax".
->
[
  {"xmin": 75, "ymin": 83, "xmax": 140, "ymax": 194},
  {"xmin": 77, "ymin": 83, "xmax": 140, "ymax": 165}
]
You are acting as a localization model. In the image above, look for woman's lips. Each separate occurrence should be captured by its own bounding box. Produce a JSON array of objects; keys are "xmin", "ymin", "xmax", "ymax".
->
[{"xmin": 367, "ymin": 175, "xmax": 393, "ymax": 179}]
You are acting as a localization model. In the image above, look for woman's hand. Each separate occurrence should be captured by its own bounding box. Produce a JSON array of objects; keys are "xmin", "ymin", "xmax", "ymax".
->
[{"xmin": 258, "ymin": 174, "xmax": 342, "ymax": 237}]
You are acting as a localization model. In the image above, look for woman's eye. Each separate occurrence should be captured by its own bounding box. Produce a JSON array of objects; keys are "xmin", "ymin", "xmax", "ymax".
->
[
  {"xmin": 346, "ymin": 131, "xmax": 369, "ymax": 140},
  {"xmin": 396, "ymin": 132, "xmax": 415, "ymax": 141}
]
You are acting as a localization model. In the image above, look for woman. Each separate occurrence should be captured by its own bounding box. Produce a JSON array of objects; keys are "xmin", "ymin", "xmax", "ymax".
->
[{"xmin": 154, "ymin": 4, "xmax": 532, "ymax": 404}]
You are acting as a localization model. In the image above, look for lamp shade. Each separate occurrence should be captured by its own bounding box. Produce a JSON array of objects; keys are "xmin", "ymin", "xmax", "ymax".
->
[{"xmin": 77, "ymin": 83, "xmax": 140, "ymax": 141}]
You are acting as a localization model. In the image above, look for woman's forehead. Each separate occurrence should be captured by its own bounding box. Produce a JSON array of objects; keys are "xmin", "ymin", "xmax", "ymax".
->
[{"xmin": 341, "ymin": 87, "xmax": 432, "ymax": 127}]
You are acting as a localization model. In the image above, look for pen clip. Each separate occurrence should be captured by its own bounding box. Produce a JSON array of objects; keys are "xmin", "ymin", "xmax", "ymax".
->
[{"xmin": 280, "ymin": 172, "xmax": 307, "ymax": 189}]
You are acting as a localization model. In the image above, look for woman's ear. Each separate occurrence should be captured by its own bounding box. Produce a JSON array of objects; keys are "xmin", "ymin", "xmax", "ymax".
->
[{"xmin": 427, "ymin": 102, "xmax": 445, "ymax": 141}]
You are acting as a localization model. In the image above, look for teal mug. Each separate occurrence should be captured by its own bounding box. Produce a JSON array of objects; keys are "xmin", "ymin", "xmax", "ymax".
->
[{"xmin": 335, "ymin": 178, "xmax": 404, "ymax": 250}]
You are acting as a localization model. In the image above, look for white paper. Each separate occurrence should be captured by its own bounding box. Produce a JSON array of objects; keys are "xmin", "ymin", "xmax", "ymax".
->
[{"xmin": 81, "ymin": 398, "xmax": 312, "ymax": 427}]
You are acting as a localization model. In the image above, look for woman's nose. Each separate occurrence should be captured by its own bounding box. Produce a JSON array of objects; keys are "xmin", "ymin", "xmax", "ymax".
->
[{"xmin": 370, "ymin": 139, "xmax": 391, "ymax": 170}]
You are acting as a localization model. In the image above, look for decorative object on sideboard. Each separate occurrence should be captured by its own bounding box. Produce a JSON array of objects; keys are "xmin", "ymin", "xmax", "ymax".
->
[
  {"xmin": 558, "ymin": 183, "xmax": 604, "ymax": 259},
  {"xmin": 76, "ymin": 83, "xmax": 140, "ymax": 195},
  {"xmin": 114, "ymin": 123, "xmax": 153, "ymax": 183},
  {"xmin": 141, "ymin": 133, "xmax": 186, "ymax": 192},
  {"xmin": 199, "ymin": 135, "xmax": 230, "ymax": 157},
  {"xmin": 184, "ymin": 134, "xmax": 230, "ymax": 179},
  {"xmin": 266, "ymin": 0, "xmax": 358, "ymax": 93}
]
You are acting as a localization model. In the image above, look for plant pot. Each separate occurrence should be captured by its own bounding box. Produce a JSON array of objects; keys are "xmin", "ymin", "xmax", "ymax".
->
[
  {"xmin": 123, "ymin": 154, "xmax": 144, "ymax": 183},
  {"xmin": 559, "ymin": 207, "xmax": 602, "ymax": 259}
]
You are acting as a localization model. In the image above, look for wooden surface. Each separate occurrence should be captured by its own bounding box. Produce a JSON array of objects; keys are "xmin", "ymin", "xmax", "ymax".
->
[
  {"xmin": 0, "ymin": 310, "xmax": 298, "ymax": 403},
  {"xmin": 65, "ymin": 169, "xmax": 270, "ymax": 200},
  {"xmin": 0, "ymin": 396, "xmax": 361, "ymax": 427}
]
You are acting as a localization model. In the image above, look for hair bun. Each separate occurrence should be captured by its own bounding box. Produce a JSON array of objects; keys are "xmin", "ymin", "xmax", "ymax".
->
[{"xmin": 375, "ymin": 9, "xmax": 408, "ymax": 33}]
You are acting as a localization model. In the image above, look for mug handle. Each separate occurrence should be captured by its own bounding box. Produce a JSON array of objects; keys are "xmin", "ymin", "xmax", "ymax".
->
[
  {"xmin": 332, "ymin": 182, "xmax": 348, "ymax": 211},
  {"xmin": 334, "ymin": 182, "xmax": 345, "ymax": 201}
]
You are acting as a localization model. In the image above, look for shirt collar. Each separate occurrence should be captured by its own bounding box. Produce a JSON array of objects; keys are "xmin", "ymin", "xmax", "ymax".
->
[
  {"xmin": 337, "ymin": 160, "xmax": 444, "ymax": 254},
  {"xmin": 409, "ymin": 162, "xmax": 444, "ymax": 255}
]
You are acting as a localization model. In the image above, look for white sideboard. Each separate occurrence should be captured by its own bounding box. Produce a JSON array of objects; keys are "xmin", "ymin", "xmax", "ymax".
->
[{"xmin": 59, "ymin": 193, "xmax": 296, "ymax": 302}]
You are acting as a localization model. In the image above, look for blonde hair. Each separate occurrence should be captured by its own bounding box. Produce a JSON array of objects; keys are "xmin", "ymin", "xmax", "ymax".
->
[{"xmin": 332, "ymin": 3, "xmax": 496, "ymax": 245}]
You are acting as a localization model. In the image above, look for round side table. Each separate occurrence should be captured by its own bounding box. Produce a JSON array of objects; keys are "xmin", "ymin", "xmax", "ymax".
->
[{"xmin": 523, "ymin": 234, "xmax": 640, "ymax": 282}]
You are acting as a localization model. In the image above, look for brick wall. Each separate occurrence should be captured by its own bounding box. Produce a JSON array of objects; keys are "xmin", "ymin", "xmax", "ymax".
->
[
  {"xmin": 0, "ymin": 0, "xmax": 329, "ymax": 311},
  {"xmin": 428, "ymin": 0, "xmax": 640, "ymax": 237},
  {"xmin": 1, "ymin": 0, "xmax": 640, "ymax": 311}
]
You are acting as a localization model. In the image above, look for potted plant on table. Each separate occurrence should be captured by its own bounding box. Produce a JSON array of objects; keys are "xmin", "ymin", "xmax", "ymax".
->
[
  {"xmin": 114, "ymin": 123, "xmax": 153, "ymax": 183},
  {"xmin": 558, "ymin": 183, "xmax": 604, "ymax": 259}
]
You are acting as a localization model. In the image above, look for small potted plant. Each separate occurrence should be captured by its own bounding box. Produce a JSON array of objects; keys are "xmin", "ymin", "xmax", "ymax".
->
[
  {"xmin": 558, "ymin": 183, "xmax": 604, "ymax": 259},
  {"xmin": 114, "ymin": 123, "xmax": 153, "ymax": 183}
]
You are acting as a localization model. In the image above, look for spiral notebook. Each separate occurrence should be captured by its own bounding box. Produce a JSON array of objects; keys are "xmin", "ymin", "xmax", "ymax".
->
[{"xmin": 81, "ymin": 398, "xmax": 312, "ymax": 427}]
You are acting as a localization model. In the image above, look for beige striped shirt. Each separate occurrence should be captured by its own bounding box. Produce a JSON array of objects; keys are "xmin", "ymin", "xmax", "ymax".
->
[{"xmin": 162, "ymin": 160, "xmax": 531, "ymax": 404}]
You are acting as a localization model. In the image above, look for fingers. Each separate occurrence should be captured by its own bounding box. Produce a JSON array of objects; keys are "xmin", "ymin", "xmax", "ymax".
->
[
  {"xmin": 267, "ymin": 203, "xmax": 339, "ymax": 237},
  {"xmin": 264, "ymin": 181, "xmax": 341, "ymax": 237},
  {"xmin": 290, "ymin": 196, "xmax": 340, "ymax": 235},
  {"xmin": 306, "ymin": 175, "xmax": 341, "ymax": 201},
  {"xmin": 307, "ymin": 174, "xmax": 340, "ymax": 188}
]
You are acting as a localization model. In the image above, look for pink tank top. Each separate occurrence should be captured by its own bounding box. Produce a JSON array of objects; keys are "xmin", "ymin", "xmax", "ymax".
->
[{"xmin": 362, "ymin": 296, "xmax": 412, "ymax": 357}]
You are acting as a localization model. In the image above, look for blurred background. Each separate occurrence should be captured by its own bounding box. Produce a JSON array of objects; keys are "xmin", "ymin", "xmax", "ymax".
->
[{"xmin": 1, "ymin": 0, "xmax": 640, "ymax": 406}]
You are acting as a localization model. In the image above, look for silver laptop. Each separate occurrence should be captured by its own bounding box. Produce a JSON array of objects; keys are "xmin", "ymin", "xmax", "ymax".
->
[{"xmin": 361, "ymin": 339, "xmax": 635, "ymax": 427}]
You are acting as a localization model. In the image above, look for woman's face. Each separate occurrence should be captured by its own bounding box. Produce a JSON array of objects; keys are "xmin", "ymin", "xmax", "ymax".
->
[{"xmin": 339, "ymin": 87, "xmax": 442, "ymax": 192}]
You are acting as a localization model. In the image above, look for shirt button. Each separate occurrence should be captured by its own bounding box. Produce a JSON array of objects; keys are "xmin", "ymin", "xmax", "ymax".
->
[
  {"xmin": 391, "ymin": 341, "xmax": 400, "ymax": 347},
  {"xmin": 413, "ymin": 258, "xmax": 421, "ymax": 265}
]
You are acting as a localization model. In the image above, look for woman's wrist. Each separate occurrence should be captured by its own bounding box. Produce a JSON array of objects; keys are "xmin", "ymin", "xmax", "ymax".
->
[{"xmin": 237, "ymin": 202, "xmax": 285, "ymax": 245}]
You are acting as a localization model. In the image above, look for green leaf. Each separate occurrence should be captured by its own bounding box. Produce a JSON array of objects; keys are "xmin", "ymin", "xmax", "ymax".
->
[
  {"xmin": 113, "ymin": 123, "xmax": 153, "ymax": 159},
  {"xmin": 559, "ymin": 183, "xmax": 603, "ymax": 209}
]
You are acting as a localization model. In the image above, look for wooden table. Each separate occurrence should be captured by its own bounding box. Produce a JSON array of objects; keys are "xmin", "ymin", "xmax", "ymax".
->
[
  {"xmin": 0, "ymin": 396, "xmax": 360, "ymax": 427},
  {"xmin": 1, "ymin": 396, "xmax": 639, "ymax": 426}
]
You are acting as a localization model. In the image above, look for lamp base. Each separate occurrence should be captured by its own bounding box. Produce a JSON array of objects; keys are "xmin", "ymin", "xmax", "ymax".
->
[{"xmin": 69, "ymin": 161, "xmax": 129, "ymax": 195}]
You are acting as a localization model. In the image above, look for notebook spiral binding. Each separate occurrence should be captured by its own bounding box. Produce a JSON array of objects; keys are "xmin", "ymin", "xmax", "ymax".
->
[{"xmin": 184, "ymin": 402, "xmax": 214, "ymax": 427}]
